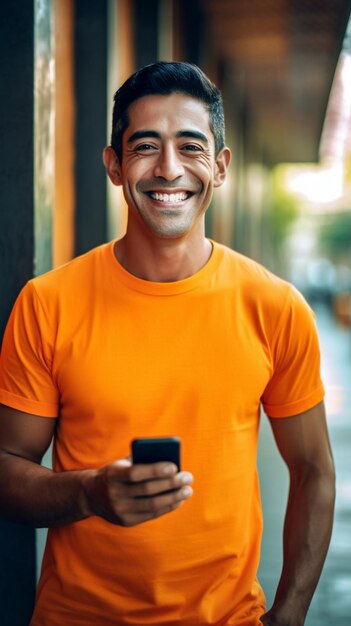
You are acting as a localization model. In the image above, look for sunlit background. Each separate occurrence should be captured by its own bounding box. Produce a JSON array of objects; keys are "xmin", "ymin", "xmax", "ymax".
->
[
  {"xmin": 257, "ymin": 23, "xmax": 351, "ymax": 624},
  {"xmin": 0, "ymin": 2, "xmax": 351, "ymax": 625}
]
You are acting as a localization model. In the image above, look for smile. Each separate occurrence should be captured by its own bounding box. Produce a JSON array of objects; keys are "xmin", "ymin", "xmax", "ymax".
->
[{"xmin": 147, "ymin": 191, "xmax": 192, "ymax": 203}]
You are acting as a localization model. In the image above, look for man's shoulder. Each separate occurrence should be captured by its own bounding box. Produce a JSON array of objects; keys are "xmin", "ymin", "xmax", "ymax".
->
[
  {"xmin": 214, "ymin": 240, "xmax": 291, "ymax": 294},
  {"xmin": 213, "ymin": 242, "xmax": 316, "ymax": 350},
  {"xmin": 29, "ymin": 242, "xmax": 112, "ymax": 297}
]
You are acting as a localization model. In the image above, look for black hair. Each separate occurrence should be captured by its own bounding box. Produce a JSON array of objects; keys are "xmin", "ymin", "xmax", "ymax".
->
[{"xmin": 110, "ymin": 61, "xmax": 225, "ymax": 160}]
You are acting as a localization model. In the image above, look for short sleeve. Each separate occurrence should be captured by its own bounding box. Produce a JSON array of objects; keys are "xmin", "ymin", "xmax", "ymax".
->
[
  {"xmin": 261, "ymin": 286, "xmax": 325, "ymax": 418},
  {"xmin": 0, "ymin": 281, "xmax": 59, "ymax": 417}
]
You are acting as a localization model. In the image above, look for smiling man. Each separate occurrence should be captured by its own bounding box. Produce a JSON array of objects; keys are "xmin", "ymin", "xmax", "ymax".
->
[
  {"xmin": 104, "ymin": 88, "xmax": 230, "ymax": 280},
  {"xmin": 0, "ymin": 62, "xmax": 335, "ymax": 626}
]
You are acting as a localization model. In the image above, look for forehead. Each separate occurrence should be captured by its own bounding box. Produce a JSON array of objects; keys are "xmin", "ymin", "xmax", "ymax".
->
[{"xmin": 125, "ymin": 93, "xmax": 213, "ymax": 144}]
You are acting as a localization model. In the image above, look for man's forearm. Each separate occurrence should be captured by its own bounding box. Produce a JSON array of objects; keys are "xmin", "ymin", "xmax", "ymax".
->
[
  {"xmin": 264, "ymin": 466, "xmax": 335, "ymax": 625},
  {"xmin": 0, "ymin": 451, "xmax": 93, "ymax": 527},
  {"xmin": 0, "ymin": 450, "xmax": 193, "ymax": 528}
]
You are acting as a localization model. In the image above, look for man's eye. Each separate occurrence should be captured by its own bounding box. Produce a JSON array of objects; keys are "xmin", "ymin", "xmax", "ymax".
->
[
  {"xmin": 135, "ymin": 143, "xmax": 157, "ymax": 151},
  {"xmin": 181, "ymin": 144, "xmax": 202, "ymax": 152}
]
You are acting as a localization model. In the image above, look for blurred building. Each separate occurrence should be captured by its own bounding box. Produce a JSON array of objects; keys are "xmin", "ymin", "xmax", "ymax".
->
[{"xmin": 0, "ymin": 1, "xmax": 350, "ymax": 623}]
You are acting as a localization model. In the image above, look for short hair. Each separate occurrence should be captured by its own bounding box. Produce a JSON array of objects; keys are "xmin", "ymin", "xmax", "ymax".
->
[{"xmin": 110, "ymin": 61, "xmax": 226, "ymax": 160}]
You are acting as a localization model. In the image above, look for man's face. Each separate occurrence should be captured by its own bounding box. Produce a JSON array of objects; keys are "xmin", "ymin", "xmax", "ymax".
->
[{"xmin": 110, "ymin": 93, "xmax": 229, "ymax": 240}]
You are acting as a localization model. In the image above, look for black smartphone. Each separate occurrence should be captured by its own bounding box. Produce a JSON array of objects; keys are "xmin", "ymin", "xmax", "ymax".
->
[{"xmin": 131, "ymin": 437, "xmax": 181, "ymax": 471}]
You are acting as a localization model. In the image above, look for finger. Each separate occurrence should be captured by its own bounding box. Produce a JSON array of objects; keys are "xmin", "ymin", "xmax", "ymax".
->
[
  {"xmin": 107, "ymin": 460, "xmax": 178, "ymax": 483},
  {"xmin": 129, "ymin": 462, "xmax": 179, "ymax": 482},
  {"xmin": 110, "ymin": 485, "xmax": 192, "ymax": 521},
  {"xmin": 124, "ymin": 485, "xmax": 193, "ymax": 514},
  {"xmin": 125, "ymin": 472, "xmax": 193, "ymax": 498}
]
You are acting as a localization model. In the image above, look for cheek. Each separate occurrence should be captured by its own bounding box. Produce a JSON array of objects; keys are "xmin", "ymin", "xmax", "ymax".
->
[
  {"xmin": 196, "ymin": 152, "xmax": 215, "ymax": 168},
  {"xmin": 188, "ymin": 159, "xmax": 214, "ymax": 182},
  {"xmin": 201, "ymin": 170, "xmax": 215, "ymax": 196},
  {"xmin": 121, "ymin": 180, "xmax": 137, "ymax": 206},
  {"xmin": 124, "ymin": 158, "xmax": 150, "ymax": 179}
]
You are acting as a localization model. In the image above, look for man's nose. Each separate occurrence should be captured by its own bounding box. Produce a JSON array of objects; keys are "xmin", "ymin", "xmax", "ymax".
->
[{"xmin": 153, "ymin": 145, "xmax": 184, "ymax": 180}]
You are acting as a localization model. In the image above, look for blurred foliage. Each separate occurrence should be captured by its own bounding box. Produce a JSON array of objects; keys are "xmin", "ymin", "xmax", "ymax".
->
[
  {"xmin": 344, "ymin": 154, "xmax": 351, "ymax": 185},
  {"xmin": 270, "ymin": 167, "xmax": 299, "ymax": 253},
  {"xmin": 319, "ymin": 211, "xmax": 351, "ymax": 262}
]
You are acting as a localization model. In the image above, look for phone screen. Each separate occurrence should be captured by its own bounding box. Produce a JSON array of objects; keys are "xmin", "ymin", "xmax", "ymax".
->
[{"xmin": 131, "ymin": 437, "xmax": 181, "ymax": 471}]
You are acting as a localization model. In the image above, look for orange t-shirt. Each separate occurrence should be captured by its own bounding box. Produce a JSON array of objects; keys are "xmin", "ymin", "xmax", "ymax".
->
[{"xmin": 0, "ymin": 240, "xmax": 324, "ymax": 626}]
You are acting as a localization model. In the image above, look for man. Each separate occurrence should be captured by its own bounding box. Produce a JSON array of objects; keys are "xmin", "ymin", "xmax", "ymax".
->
[{"xmin": 0, "ymin": 62, "xmax": 335, "ymax": 626}]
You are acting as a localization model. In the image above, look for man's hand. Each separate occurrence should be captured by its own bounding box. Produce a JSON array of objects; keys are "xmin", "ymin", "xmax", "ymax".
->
[
  {"xmin": 0, "ymin": 407, "xmax": 193, "ymax": 527},
  {"xmin": 260, "ymin": 612, "xmax": 279, "ymax": 626},
  {"xmin": 260, "ymin": 607, "xmax": 304, "ymax": 626},
  {"xmin": 81, "ymin": 458, "xmax": 194, "ymax": 526}
]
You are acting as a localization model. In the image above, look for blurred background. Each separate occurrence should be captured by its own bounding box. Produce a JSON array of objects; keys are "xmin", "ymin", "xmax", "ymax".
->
[{"xmin": 0, "ymin": 1, "xmax": 350, "ymax": 625}]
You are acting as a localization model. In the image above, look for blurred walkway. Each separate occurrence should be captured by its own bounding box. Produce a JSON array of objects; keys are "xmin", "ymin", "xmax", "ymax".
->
[{"xmin": 258, "ymin": 303, "xmax": 351, "ymax": 626}]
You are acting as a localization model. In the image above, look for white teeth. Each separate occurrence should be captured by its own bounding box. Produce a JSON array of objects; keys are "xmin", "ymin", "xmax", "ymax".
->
[{"xmin": 150, "ymin": 192, "xmax": 188, "ymax": 202}]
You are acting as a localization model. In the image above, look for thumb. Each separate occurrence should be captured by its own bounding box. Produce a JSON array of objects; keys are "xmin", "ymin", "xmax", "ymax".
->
[
  {"xmin": 105, "ymin": 458, "xmax": 133, "ymax": 482},
  {"xmin": 116, "ymin": 457, "xmax": 132, "ymax": 467}
]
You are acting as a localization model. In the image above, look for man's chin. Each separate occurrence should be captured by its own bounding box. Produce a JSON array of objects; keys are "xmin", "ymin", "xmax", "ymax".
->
[
  {"xmin": 141, "ymin": 217, "xmax": 195, "ymax": 240},
  {"xmin": 150, "ymin": 227, "xmax": 191, "ymax": 240}
]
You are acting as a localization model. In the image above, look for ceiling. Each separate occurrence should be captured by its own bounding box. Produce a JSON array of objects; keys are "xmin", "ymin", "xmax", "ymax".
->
[{"xmin": 201, "ymin": 0, "xmax": 351, "ymax": 165}]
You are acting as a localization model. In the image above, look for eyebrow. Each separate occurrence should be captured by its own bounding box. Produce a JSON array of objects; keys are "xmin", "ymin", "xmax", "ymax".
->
[{"xmin": 127, "ymin": 129, "xmax": 209, "ymax": 144}]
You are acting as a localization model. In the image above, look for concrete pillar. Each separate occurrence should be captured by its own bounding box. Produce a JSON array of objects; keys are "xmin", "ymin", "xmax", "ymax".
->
[{"xmin": 0, "ymin": 1, "xmax": 38, "ymax": 623}]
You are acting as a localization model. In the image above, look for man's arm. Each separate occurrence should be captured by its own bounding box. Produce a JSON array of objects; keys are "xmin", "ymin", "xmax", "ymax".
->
[
  {"xmin": 261, "ymin": 400, "xmax": 335, "ymax": 626},
  {"xmin": 0, "ymin": 404, "xmax": 193, "ymax": 528}
]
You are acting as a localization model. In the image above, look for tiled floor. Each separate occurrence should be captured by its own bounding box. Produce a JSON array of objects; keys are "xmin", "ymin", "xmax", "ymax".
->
[{"xmin": 258, "ymin": 303, "xmax": 351, "ymax": 625}]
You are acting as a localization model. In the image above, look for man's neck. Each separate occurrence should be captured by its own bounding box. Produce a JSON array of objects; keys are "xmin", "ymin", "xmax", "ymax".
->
[{"xmin": 114, "ymin": 230, "xmax": 212, "ymax": 283}]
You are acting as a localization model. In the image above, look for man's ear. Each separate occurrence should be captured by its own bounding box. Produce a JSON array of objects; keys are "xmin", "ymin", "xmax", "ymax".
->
[
  {"xmin": 213, "ymin": 147, "xmax": 231, "ymax": 188},
  {"xmin": 103, "ymin": 146, "xmax": 122, "ymax": 186}
]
